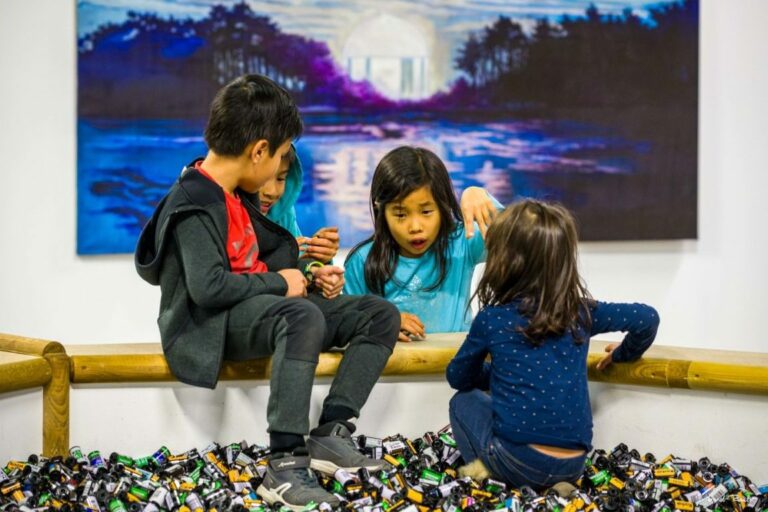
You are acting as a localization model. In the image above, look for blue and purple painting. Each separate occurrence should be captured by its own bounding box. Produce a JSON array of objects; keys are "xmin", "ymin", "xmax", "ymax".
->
[{"xmin": 77, "ymin": 0, "xmax": 698, "ymax": 254}]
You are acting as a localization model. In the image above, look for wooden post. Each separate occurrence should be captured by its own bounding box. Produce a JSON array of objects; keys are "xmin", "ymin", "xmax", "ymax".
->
[
  {"xmin": 0, "ymin": 334, "xmax": 70, "ymax": 456},
  {"xmin": 43, "ymin": 351, "xmax": 69, "ymax": 456}
]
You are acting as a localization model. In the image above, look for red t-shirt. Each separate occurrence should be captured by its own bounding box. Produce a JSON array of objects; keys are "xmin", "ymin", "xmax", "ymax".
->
[{"xmin": 196, "ymin": 163, "xmax": 268, "ymax": 274}]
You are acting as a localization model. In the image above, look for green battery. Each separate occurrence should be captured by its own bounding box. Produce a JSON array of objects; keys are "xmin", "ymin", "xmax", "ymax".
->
[
  {"xmin": 439, "ymin": 433, "xmax": 457, "ymax": 448},
  {"xmin": 590, "ymin": 470, "xmax": 610, "ymax": 486},
  {"xmin": 37, "ymin": 492, "xmax": 51, "ymax": 506},
  {"xmin": 108, "ymin": 498, "xmax": 128, "ymax": 512},
  {"xmin": 133, "ymin": 456, "xmax": 153, "ymax": 469},
  {"xmin": 129, "ymin": 485, "xmax": 150, "ymax": 501},
  {"xmin": 190, "ymin": 459, "xmax": 205, "ymax": 481},
  {"xmin": 110, "ymin": 453, "xmax": 135, "ymax": 467},
  {"xmin": 420, "ymin": 468, "xmax": 442, "ymax": 485},
  {"xmin": 486, "ymin": 483, "xmax": 505, "ymax": 494},
  {"xmin": 69, "ymin": 446, "xmax": 88, "ymax": 466}
]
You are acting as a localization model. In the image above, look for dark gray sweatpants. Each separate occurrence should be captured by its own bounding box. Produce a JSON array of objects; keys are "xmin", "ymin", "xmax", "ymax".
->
[{"xmin": 223, "ymin": 292, "xmax": 400, "ymax": 435}]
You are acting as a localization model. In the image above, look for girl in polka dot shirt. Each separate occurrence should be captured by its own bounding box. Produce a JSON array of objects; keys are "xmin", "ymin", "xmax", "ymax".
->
[{"xmin": 446, "ymin": 199, "xmax": 659, "ymax": 490}]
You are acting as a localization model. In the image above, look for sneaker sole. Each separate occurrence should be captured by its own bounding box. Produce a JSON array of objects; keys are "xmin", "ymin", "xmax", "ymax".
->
[
  {"xmin": 309, "ymin": 458, "xmax": 388, "ymax": 475},
  {"xmin": 256, "ymin": 483, "xmax": 314, "ymax": 512},
  {"xmin": 309, "ymin": 458, "xmax": 359, "ymax": 475}
]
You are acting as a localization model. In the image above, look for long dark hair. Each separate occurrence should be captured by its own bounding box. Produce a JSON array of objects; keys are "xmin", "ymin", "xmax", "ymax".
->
[
  {"xmin": 473, "ymin": 199, "xmax": 593, "ymax": 344},
  {"xmin": 346, "ymin": 146, "xmax": 463, "ymax": 295}
]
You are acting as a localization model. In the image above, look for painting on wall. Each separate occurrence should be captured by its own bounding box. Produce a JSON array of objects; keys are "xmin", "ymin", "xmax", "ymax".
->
[{"xmin": 77, "ymin": 0, "xmax": 698, "ymax": 254}]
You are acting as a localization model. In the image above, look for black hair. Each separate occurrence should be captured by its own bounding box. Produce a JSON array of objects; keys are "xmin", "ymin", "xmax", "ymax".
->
[
  {"xmin": 282, "ymin": 144, "xmax": 297, "ymax": 165},
  {"xmin": 204, "ymin": 74, "xmax": 303, "ymax": 157},
  {"xmin": 346, "ymin": 146, "xmax": 463, "ymax": 295}
]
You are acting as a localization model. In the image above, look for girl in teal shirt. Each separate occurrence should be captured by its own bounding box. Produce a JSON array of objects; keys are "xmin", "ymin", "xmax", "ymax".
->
[{"xmin": 344, "ymin": 146, "xmax": 502, "ymax": 339}]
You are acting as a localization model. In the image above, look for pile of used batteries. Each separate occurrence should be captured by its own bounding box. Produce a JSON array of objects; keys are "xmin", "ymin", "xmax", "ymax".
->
[{"xmin": 1, "ymin": 426, "xmax": 766, "ymax": 512}]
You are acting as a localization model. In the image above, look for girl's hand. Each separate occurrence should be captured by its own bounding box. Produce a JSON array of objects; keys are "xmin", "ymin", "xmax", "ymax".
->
[
  {"xmin": 596, "ymin": 343, "xmax": 619, "ymax": 371},
  {"xmin": 312, "ymin": 265, "xmax": 345, "ymax": 299},
  {"xmin": 399, "ymin": 312, "xmax": 425, "ymax": 342},
  {"xmin": 296, "ymin": 236, "xmax": 311, "ymax": 253},
  {"xmin": 461, "ymin": 186, "xmax": 497, "ymax": 239},
  {"xmin": 304, "ymin": 227, "xmax": 339, "ymax": 263}
]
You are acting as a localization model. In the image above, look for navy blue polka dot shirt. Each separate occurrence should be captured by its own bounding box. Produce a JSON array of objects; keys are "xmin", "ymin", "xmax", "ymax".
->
[{"xmin": 446, "ymin": 300, "xmax": 659, "ymax": 451}]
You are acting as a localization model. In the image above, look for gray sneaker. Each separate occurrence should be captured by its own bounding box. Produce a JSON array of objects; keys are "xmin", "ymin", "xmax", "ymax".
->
[
  {"xmin": 307, "ymin": 422, "xmax": 391, "ymax": 474},
  {"xmin": 256, "ymin": 452, "xmax": 340, "ymax": 511}
]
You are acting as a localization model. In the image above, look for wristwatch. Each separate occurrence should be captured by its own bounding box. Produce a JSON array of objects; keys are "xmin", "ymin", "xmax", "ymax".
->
[{"xmin": 303, "ymin": 261, "xmax": 324, "ymax": 286}]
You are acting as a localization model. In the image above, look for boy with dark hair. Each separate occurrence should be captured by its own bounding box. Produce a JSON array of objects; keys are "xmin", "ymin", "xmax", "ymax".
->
[{"xmin": 135, "ymin": 74, "xmax": 400, "ymax": 510}]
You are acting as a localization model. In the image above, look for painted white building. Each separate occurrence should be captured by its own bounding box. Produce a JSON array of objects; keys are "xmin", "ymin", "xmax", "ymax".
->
[{"xmin": 342, "ymin": 13, "xmax": 430, "ymax": 101}]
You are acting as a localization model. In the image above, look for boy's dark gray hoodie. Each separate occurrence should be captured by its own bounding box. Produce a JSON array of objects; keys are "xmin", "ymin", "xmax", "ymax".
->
[{"xmin": 135, "ymin": 162, "xmax": 311, "ymax": 388}]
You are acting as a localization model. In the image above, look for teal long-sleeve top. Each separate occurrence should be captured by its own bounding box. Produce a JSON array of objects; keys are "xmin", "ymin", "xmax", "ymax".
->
[{"xmin": 344, "ymin": 222, "xmax": 487, "ymax": 332}]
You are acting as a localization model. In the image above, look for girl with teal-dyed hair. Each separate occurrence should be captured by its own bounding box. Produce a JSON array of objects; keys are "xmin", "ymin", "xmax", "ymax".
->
[{"xmin": 258, "ymin": 145, "xmax": 339, "ymax": 262}]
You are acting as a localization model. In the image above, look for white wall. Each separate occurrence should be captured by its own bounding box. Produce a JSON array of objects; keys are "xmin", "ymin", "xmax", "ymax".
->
[
  {"xmin": 1, "ymin": 0, "xmax": 767, "ymax": 350},
  {"xmin": 0, "ymin": 389, "xmax": 42, "ymax": 457},
  {"xmin": 1, "ymin": 0, "xmax": 767, "ymax": 481},
  {"xmin": 65, "ymin": 380, "xmax": 768, "ymax": 481}
]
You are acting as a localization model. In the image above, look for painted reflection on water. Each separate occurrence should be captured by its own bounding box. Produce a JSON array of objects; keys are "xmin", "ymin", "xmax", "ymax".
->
[
  {"xmin": 77, "ymin": 1, "xmax": 698, "ymax": 254},
  {"xmin": 78, "ymin": 115, "xmax": 656, "ymax": 253}
]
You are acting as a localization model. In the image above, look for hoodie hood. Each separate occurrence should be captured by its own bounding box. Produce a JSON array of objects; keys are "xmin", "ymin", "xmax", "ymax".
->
[
  {"xmin": 134, "ymin": 192, "xmax": 167, "ymax": 286},
  {"xmin": 135, "ymin": 165, "xmax": 225, "ymax": 286},
  {"xmin": 266, "ymin": 146, "xmax": 303, "ymax": 238}
]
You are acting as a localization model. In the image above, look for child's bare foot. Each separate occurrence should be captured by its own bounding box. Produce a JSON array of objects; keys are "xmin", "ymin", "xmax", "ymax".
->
[
  {"xmin": 548, "ymin": 481, "xmax": 577, "ymax": 498},
  {"xmin": 458, "ymin": 458, "xmax": 491, "ymax": 481}
]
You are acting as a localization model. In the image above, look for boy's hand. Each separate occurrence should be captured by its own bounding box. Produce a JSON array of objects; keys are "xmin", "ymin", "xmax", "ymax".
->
[
  {"xmin": 278, "ymin": 269, "xmax": 308, "ymax": 298},
  {"xmin": 313, "ymin": 265, "xmax": 345, "ymax": 299},
  {"xmin": 304, "ymin": 227, "xmax": 340, "ymax": 263},
  {"xmin": 461, "ymin": 186, "xmax": 497, "ymax": 239},
  {"xmin": 596, "ymin": 343, "xmax": 619, "ymax": 371},
  {"xmin": 399, "ymin": 312, "xmax": 425, "ymax": 342}
]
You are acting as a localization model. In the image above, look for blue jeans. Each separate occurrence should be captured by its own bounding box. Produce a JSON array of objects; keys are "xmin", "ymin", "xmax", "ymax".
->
[{"xmin": 449, "ymin": 389, "xmax": 585, "ymax": 489}]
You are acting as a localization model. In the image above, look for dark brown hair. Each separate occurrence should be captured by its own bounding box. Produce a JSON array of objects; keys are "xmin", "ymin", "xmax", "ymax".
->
[{"xmin": 473, "ymin": 199, "xmax": 593, "ymax": 344}]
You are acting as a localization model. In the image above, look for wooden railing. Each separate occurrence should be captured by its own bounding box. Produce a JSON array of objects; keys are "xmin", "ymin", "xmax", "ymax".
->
[
  {"xmin": 586, "ymin": 341, "xmax": 768, "ymax": 395},
  {"xmin": 2, "ymin": 331, "xmax": 767, "ymax": 456}
]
